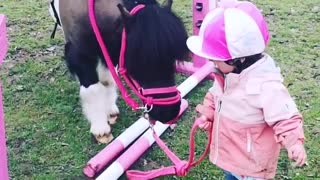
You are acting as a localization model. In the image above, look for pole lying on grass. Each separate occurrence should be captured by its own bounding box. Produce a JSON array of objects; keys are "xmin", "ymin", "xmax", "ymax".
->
[
  {"xmin": 83, "ymin": 61, "xmax": 214, "ymax": 178},
  {"xmin": 96, "ymin": 61, "xmax": 214, "ymax": 180},
  {"xmin": 176, "ymin": 61, "xmax": 214, "ymax": 98},
  {"xmin": 96, "ymin": 99, "xmax": 188, "ymax": 180},
  {"xmin": 176, "ymin": 61, "xmax": 215, "ymax": 80},
  {"xmin": 83, "ymin": 117, "xmax": 150, "ymax": 178}
]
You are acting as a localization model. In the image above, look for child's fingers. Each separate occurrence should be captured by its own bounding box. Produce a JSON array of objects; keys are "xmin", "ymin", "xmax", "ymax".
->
[
  {"xmin": 198, "ymin": 121, "xmax": 211, "ymax": 131},
  {"xmin": 298, "ymin": 152, "xmax": 307, "ymax": 167},
  {"xmin": 294, "ymin": 151, "xmax": 303, "ymax": 167},
  {"xmin": 199, "ymin": 123, "xmax": 205, "ymax": 129},
  {"xmin": 204, "ymin": 123, "xmax": 211, "ymax": 131},
  {"xmin": 294, "ymin": 150, "xmax": 307, "ymax": 167},
  {"xmin": 292, "ymin": 149, "xmax": 300, "ymax": 160},
  {"xmin": 200, "ymin": 115, "xmax": 208, "ymax": 121},
  {"xmin": 199, "ymin": 121, "xmax": 208, "ymax": 129},
  {"xmin": 303, "ymin": 154, "xmax": 308, "ymax": 166}
]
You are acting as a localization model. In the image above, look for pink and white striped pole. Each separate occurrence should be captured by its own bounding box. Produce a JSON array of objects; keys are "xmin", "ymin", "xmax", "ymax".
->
[
  {"xmin": 0, "ymin": 14, "xmax": 10, "ymax": 180},
  {"xmin": 83, "ymin": 117, "xmax": 150, "ymax": 178},
  {"xmin": 83, "ymin": 61, "xmax": 215, "ymax": 178},
  {"xmin": 96, "ymin": 61, "xmax": 214, "ymax": 180},
  {"xmin": 96, "ymin": 99, "xmax": 188, "ymax": 180}
]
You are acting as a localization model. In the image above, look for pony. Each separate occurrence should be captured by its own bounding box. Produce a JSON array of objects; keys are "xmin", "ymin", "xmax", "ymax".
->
[{"xmin": 49, "ymin": 0, "xmax": 189, "ymax": 143}]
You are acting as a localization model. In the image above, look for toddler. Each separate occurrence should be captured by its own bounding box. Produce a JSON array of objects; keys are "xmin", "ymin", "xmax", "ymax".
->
[{"xmin": 186, "ymin": 1, "xmax": 307, "ymax": 179}]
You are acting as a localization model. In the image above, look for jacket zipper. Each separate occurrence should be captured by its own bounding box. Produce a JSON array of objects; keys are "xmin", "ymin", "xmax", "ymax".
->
[
  {"xmin": 213, "ymin": 100, "xmax": 222, "ymax": 163},
  {"xmin": 213, "ymin": 78, "xmax": 227, "ymax": 163}
]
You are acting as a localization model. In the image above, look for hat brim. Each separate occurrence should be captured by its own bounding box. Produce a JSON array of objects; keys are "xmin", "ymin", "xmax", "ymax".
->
[{"xmin": 186, "ymin": 36, "xmax": 227, "ymax": 61}]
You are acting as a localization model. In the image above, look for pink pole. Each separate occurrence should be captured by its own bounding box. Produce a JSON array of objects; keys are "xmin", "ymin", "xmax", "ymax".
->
[
  {"xmin": 176, "ymin": 61, "xmax": 215, "ymax": 80},
  {"xmin": 192, "ymin": 0, "xmax": 213, "ymax": 67},
  {"xmin": 96, "ymin": 99, "xmax": 188, "ymax": 180},
  {"xmin": 96, "ymin": 62, "xmax": 214, "ymax": 180},
  {"xmin": 0, "ymin": 14, "xmax": 10, "ymax": 180},
  {"xmin": 83, "ymin": 117, "xmax": 150, "ymax": 178},
  {"xmin": 0, "ymin": 15, "xmax": 8, "ymax": 62},
  {"xmin": 83, "ymin": 61, "xmax": 215, "ymax": 178}
]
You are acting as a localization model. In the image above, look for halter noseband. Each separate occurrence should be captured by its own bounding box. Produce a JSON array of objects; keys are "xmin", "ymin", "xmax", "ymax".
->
[{"xmin": 88, "ymin": 1, "xmax": 181, "ymax": 112}]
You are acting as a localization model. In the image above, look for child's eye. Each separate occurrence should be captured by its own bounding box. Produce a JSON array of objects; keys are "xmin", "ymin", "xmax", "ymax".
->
[{"xmin": 225, "ymin": 60, "xmax": 234, "ymax": 65}]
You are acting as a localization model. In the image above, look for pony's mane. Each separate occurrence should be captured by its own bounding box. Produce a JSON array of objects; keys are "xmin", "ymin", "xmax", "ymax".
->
[{"xmin": 125, "ymin": 3, "xmax": 189, "ymax": 85}]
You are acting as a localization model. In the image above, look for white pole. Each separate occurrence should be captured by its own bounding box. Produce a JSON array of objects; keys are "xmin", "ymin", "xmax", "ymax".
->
[{"xmin": 96, "ymin": 61, "xmax": 214, "ymax": 179}]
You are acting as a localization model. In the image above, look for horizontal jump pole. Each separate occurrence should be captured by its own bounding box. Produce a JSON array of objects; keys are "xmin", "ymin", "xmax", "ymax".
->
[
  {"xmin": 176, "ymin": 61, "xmax": 215, "ymax": 80},
  {"xmin": 83, "ymin": 61, "xmax": 215, "ymax": 178},
  {"xmin": 83, "ymin": 117, "xmax": 150, "ymax": 178},
  {"xmin": 96, "ymin": 61, "xmax": 215, "ymax": 179},
  {"xmin": 96, "ymin": 100, "xmax": 188, "ymax": 180}
]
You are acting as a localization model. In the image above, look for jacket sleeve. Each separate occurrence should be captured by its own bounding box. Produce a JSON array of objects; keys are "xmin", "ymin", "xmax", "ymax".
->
[
  {"xmin": 196, "ymin": 91, "xmax": 216, "ymax": 122},
  {"xmin": 260, "ymin": 81, "xmax": 305, "ymax": 148}
]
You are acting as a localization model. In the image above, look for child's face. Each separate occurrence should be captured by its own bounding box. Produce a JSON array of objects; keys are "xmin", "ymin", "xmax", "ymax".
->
[{"xmin": 211, "ymin": 60, "xmax": 235, "ymax": 74}]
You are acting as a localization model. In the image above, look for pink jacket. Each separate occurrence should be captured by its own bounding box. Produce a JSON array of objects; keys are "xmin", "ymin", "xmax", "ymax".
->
[{"xmin": 196, "ymin": 54, "xmax": 305, "ymax": 179}]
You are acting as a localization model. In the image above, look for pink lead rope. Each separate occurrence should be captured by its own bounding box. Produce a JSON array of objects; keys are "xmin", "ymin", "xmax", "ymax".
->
[
  {"xmin": 88, "ymin": 0, "xmax": 142, "ymax": 110},
  {"xmin": 126, "ymin": 117, "xmax": 213, "ymax": 179}
]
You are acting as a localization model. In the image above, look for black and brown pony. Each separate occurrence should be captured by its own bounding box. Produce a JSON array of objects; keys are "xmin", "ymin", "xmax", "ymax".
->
[{"xmin": 49, "ymin": 0, "xmax": 189, "ymax": 143}]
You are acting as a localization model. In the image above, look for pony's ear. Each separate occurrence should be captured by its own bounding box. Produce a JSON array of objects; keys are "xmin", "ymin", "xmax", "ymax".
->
[
  {"xmin": 164, "ymin": 0, "xmax": 173, "ymax": 11},
  {"xmin": 117, "ymin": 4, "xmax": 134, "ymax": 29}
]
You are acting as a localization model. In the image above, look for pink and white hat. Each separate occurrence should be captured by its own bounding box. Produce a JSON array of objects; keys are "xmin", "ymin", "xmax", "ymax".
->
[{"xmin": 187, "ymin": 0, "xmax": 270, "ymax": 61}]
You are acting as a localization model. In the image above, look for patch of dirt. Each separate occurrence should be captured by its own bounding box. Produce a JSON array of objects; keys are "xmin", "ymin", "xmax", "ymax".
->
[{"xmin": 0, "ymin": 45, "xmax": 65, "ymax": 87}]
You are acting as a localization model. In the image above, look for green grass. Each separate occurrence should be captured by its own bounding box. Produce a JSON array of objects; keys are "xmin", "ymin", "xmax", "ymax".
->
[{"xmin": 1, "ymin": 0, "xmax": 319, "ymax": 179}]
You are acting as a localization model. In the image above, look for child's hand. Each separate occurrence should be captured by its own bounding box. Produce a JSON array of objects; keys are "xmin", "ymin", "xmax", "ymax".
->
[
  {"xmin": 195, "ymin": 92, "xmax": 215, "ymax": 122},
  {"xmin": 198, "ymin": 115, "xmax": 212, "ymax": 131},
  {"xmin": 287, "ymin": 141, "xmax": 307, "ymax": 167}
]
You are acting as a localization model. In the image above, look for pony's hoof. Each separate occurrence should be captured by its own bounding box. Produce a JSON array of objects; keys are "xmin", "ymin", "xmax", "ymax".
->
[
  {"xmin": 95, "ymin": 134, "xmax": 114, "ymax": 144},
  {"xmin": 108, "ymin": 114, "xmax": 119, "ymax": 125}
]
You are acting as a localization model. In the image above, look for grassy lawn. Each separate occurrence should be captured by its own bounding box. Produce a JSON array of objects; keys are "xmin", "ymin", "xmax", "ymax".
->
[{"xmin": 1, "ymin": 0, "xmax": 319, "ymax": 179}]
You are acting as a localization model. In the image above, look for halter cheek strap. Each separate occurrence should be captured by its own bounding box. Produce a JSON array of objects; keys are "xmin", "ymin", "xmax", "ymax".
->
[{"xmin": 88, "ymin": 0, "xmax": 181, "ymax": 111}]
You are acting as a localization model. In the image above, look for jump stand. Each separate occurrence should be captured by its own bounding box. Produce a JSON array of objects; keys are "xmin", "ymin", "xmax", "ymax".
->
[
  {"xmin": 176, "ymin": 0, "xmax": 218, "ymax": 79},
  {"xmin": 83, "ymin": 0, "xmax": 220, "ymax": 179},
  {"xmin": 0, "ymin": 14, "xmax": 10, "ymax": 180}
]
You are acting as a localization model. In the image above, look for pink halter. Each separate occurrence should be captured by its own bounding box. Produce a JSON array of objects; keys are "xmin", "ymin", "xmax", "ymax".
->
[
  {"xmin": 88, "ymin": 0, "xmax": 181, "ymax": 112},
  {"xmin": 88, "ymin": 2, "xmax": 212, "ymax": 179}
]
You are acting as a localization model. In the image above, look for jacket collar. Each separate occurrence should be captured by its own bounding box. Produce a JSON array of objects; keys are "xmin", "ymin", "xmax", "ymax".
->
[{"xmin": 224, "ymin": 53, "xmax": 282, "ymax": 89}]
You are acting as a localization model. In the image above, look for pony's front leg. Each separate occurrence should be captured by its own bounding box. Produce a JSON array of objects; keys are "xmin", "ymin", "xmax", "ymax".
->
[
  {"xmin": 65, "ymin": 42, "xmax": 113, "ymax": 144},
  {"xmin": 96, "ymin": 61, "xmax": 119, "ymax": 125},
  {"xmin": 80, "ymin": 82, "xmax": 114, "ymax": 144},
  {"xmin": 106, "ymin": 85, "xmax": 119, "ymax": 125}
]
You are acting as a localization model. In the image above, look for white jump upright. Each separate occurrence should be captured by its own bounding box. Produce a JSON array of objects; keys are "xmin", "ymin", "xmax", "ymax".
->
[{"xmin": 0, "ymin": 14, "xmax": 9, "ymax": 180}]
